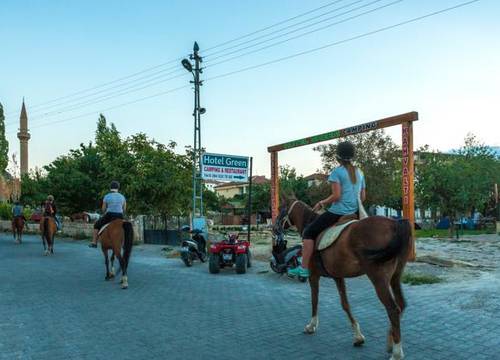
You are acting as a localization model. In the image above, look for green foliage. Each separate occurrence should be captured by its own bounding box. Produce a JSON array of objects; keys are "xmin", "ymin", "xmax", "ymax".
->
[
  {"xmin": 416, "ymin": 134, "xmax": 500, "ymax": 218},
  {"xmin": 0, "ymin": 103, "xmax": 9, "ymax": 173},
  {"xmin": 0, "ymin": 202, "xmax": 12, "ymax": 220},
  {"xmin": 402, "ymin": 272, "xmax": 442, "ymax": 286},
  {"xmin": 279, "ymin": 166, "xmax": 309, "ymax": 201},
  {"xmin": 20, "ymin": 170, "xmax": 48, "ymax": 207},
  {"xmin": 315, "ymin": 130, "xmax": 401, "ymax": 209},
  {"xmin": 22, "ymin": 114, "xmax": 194, "ymax": 217}
]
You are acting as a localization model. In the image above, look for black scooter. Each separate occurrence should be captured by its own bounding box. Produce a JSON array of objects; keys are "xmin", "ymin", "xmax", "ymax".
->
[
  {"xmin": 179, "ymin": 226, "xmax": 207, "ymax": 267},
  {"xmin": 270, "ymin": 231, "xmax": 306, "ymax": 282}
]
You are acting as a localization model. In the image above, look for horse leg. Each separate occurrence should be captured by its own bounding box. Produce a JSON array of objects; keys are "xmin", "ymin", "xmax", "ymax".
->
[
  {"xmin": 333, "ymin": 277, "xmax": 365, "ymax": 346},
  {"xmin": 115, "ymin": 251, "xmax": 128, "ymax": 289},
  {"xmin": 369, "ymin": 272, "xmax": 404, "ymax": 360},
  {"xmin": 304, "ymin": 266, "xmax": 320, "ymax": 334},
  {"xmin": 109, "ymin": 253, "xmax": 115, "ymax": 278},
  {"xmin": 387, "ymin": 263, "xmax": 406, "ymax": 353},
  {"xmin": 104, "ymin": 250, "xmax": 111, "ymax": 280}
]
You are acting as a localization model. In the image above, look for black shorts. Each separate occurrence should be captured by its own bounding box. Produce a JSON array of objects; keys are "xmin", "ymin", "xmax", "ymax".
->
[
  {"xmin": 94, "ymin": 212, "xmax": 123, "ymax": 230},
  {"xmin": 303, "ymin": 211, "xmax": 343, "ymax": 240}
]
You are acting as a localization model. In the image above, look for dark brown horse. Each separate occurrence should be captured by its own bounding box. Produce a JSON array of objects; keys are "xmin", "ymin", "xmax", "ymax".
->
[
  {"xmin": 12, "ymin": 216, "xmax": 26, "ymax": 244},
  {"xmin": 274, "ymin": 200, "xmax": 411, "ymax": 360},
  {"xmin": 40, "ymin": 216, "xmax": 57, "ymax": 255},
  {"xmin": 98, "ymin": 219, "xmax": 133, "ymax": 289}
]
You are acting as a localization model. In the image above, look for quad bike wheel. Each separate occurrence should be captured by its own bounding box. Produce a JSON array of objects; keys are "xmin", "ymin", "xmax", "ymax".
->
[
  {"xmin": 181, "ymin": 252, "xmax": 193, "ymax": 267},
  {"xmin": 235, "ymin": 253, "xmax": 247, "ymax": 274},
  {"xmin": 209, "ymin": 253, "xmax": 220, "ymax": 274}
]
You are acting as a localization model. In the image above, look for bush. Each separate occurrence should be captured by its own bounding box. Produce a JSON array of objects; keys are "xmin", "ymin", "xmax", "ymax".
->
[{"xmin": 0, "ymin": 203, "xmax": 12, "ymax": 220}]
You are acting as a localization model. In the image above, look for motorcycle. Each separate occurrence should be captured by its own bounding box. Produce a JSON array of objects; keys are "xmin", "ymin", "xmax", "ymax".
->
[
  {"xmin": 270, "ymin": 231, "xmax": 306, "ymax": 282},
  {"xmin": 179, "ymin": 225, "xmax": 207, "ymax": 267}
]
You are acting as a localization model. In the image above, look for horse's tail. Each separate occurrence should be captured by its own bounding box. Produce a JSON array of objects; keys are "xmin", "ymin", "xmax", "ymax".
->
[
  {"xmin": 122, "ymin": 222, "xmax": 134, "ymax": 270},
  {"xmin": 364, "ymin": 219, "xmax": 411, "ymax": 263}
]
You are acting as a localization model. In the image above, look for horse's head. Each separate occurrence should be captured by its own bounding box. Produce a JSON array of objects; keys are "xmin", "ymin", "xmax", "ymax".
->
[{"xmin": 272, "ymin": 197, "xmax": 301, "ymax": 238}]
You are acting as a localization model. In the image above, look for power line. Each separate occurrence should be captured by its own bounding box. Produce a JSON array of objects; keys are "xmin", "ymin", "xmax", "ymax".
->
[
  {"xmin": 6, "ymin": 71, "xmax": 188, "ymax": 125},
  {"xmin": 205, "ymin": 0, "xmax": 481, "ymax": 83},
  {"xmin": 205, "ymin": 0, "xmax": 401, "ymax": 68},
  {"xmin": 9, "ymin": 0, "xmax": 480, "ymax": 133},
  {"xmin": 6, "ymin": 0, "xmax": 379, "ymax": 123},
  {"xmin": 203, "ymin": 0, "xmax": 364, "ymax": 58},
  {"xmin": 7, "ymin": 0, "xmax": 351, "ymax": 116},
  {"xmin": 7, "ymin": 85, "xmax": 190, "ymax": 133}
]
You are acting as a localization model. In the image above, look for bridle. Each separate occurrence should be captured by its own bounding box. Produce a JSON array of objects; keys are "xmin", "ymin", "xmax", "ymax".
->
[{"xmin": 275, "ymin": 200, "xmax": 299, "ymax": 233}]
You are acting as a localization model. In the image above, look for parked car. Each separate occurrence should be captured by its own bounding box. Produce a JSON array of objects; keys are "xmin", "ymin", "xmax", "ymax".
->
[
  {"xmin": 30, "ymin": 209, "xmax": 42, "ymax": 223},
  {"xmin": 85, "ymin": 212, "xmax": 100, "ymax": 222}
]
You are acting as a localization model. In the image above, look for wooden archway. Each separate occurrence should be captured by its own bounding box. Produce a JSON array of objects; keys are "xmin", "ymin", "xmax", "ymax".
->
[{"xmin": 268, "ymin": 112, "xmax": 418, "ymax": 260}]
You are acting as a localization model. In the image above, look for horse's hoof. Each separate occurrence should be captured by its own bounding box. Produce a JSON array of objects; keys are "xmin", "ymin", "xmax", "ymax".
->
[
  {"xmin": 105, "ymin": 276, "xmax": 111, "ymax": 281},
  {"xmin": 44, "ymin": 251, "xmax": 49, "ymax": 256},
  {"xmin": 304, "ymin": 325, "xmax": 316, "ymax": 334},
  {"xmin": 353, "ymin": 335, "xmax": 365, "ymax": 347},
  {"xmin": 121, "ymin": 283, "xmax": 128, "ymax": 289},
  {"xmin": 109, "ymin": 273, "xmax": 115, "ymax": 279}
]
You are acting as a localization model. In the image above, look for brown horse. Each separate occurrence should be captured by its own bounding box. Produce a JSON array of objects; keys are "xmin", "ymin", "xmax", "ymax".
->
[
  {"xmin": 12, "ymin": 216, "xmax": 26, "ymax": 244},
  {"xmin": 98, "ymin": 219, "xmax": 133, "ymax": 289},
  {"xmin": 40, "ymin": 216, "xmax": 57, "ymax": 255},
  {"xmin": 274, "ymin": 200, "xmax": 411, "ymax": 360}
]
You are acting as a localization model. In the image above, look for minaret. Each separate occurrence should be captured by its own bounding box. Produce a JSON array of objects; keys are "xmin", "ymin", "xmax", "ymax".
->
[{"xmin": 17, "ymin": 99, "xmax": 30, "ymax": 175}]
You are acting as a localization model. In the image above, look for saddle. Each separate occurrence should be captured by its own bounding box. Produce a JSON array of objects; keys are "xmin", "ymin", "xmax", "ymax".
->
[
  {"xmin": 316, "ymin": 214, "xmax": 358, "ymax": 251},
  {"xmin": 98, "ymin": 219, "xmax": 124, "ymax": 236}
]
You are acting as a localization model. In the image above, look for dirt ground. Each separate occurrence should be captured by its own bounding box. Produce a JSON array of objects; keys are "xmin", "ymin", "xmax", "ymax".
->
[{"xmin": 233, "ymin": 230, "xmax": 500, "ymax": 283}]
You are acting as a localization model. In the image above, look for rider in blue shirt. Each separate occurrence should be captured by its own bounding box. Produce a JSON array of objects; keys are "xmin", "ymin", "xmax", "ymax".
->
[
  {"xmin": 288, "ymin": 141, "xmax": 366, "ymax": 277},
  {"xmin": 89, "ymin": 181, "xmax": 127, "ymax": 248}
]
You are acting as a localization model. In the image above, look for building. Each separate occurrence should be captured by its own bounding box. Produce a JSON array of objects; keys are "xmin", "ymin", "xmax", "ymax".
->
[
  {"xmin": 304, "ymin": 173, "xmax": 328, "ymax": 187},
  {"xmin": 17, "ymin": 99, "xmax": 30, "ymax": 175},
  {"xmin": 214, "ymin": 176, "xmax": 269, "ymax": 199},
  {"xmin": 204, "ymin": 180, "xmax": 223, "ymax": 192}
]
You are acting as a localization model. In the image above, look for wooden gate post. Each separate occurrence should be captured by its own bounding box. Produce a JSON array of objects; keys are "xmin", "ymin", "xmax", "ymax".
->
[
  {"xmin": 402, "ymin": 121, "xmax": 416, "ymax": 261},
  {"xmin": 270, "ymin": 151, "xmax": 279, "ymax": 223}
]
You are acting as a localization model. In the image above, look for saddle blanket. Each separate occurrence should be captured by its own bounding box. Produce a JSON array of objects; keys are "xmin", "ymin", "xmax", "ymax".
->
[{"xmin": 317, "ymin": 220, "xmax": 358, "ymax": 251}]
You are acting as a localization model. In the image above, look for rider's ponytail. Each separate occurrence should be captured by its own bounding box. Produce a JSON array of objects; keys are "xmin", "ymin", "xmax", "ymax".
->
[{"xmin": 340, "ymin": 160, "xmax": 357, "ymax": 184}]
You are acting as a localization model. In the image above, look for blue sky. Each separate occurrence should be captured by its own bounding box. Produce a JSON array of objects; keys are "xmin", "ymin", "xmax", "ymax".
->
[{"xmin": 1, "ymin": 0, "xmax": 498, "ymax": 176}]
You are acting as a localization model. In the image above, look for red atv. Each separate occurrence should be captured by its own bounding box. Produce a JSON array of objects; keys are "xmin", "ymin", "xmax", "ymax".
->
[{"xmin": 209, "ymin": 233, "xmax": 251, "ymax": 274}]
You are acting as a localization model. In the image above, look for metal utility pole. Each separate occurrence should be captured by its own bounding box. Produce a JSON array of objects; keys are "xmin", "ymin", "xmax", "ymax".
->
[{"xmin": 182, "ymin": 42, "xmax": 205, "ymax": 220}]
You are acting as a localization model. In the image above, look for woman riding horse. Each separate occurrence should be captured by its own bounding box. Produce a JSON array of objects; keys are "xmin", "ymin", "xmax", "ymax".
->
[
  {"xmin": 287, "ymin": 141, "xmax": 365, "ymax": 278},
  {"xmin": 275, "ymin": 141, "xmax": 411, "ymax": 360}
]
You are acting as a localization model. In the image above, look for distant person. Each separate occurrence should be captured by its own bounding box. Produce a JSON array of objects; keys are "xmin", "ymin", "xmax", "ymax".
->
[
  {"xmin": 42, "ymin": 195, "xmax": 61, "ymax": 230},
  {"xmin": 12, "ymin": 201, "xmax": 25, "ymax": 221},
  {"xmin": 89, "ymin": 181, "xmax": 127, "ymax": 248}
]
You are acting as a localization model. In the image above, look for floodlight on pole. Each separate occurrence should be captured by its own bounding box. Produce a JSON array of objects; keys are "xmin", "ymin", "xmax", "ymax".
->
[{"xmin": 182, "ymin": 59, "xmax": 193, "ymax": 73}]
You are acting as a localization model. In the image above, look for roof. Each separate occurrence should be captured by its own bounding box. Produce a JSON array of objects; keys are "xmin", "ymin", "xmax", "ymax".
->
[
  {"xmin": 304, "ymin": 173, "xmax": 328, "ymax": 181},
  {"xmin": 214, "ymin": 175, "xmax": 270, "ymax": 189}
]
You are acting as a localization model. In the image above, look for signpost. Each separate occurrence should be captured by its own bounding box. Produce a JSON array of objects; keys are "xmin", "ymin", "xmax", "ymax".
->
[
  {"xmin": 201, "ymin": 153, "xmax": 253, "ymax": 241},
  {"xmin": 201, "ymin": 153, "xmax": 250, "ymax": 182}
]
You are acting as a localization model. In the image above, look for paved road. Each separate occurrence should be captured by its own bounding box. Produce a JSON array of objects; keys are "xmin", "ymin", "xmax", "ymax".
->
[{"xmin": 0, "ymin": 234, "xmax": 498, "ymax": 360}]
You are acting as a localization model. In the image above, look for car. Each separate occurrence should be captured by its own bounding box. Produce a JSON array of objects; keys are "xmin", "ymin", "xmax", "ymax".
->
[
  {"xmin": 30, "ymin": 210, "xmax": 42, "ymax": 223},
  {"xmin": 84, "ymin": 212, "xmax": 100, "ymax": 222}
]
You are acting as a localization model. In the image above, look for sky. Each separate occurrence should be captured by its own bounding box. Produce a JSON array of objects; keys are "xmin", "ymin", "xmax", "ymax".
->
[{"xmin": 1, "ymin": 0, "xmax": 498, "ymax": 177}]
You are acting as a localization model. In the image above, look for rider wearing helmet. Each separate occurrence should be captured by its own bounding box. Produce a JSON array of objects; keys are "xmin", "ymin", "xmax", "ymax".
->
[
  {"xmin": 41, "ymin": 195, "xmax": 61, "ymax": 230},
  {"xmin": 287, "ymin": 141, "xmax": 366, "ymax": 277},
  {"xmin": 89, "ymin": 181, "xmax": 127, "ymax": 248}
]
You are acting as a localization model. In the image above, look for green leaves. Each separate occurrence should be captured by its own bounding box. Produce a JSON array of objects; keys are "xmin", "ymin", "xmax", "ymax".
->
[
  {"xmin": 22, "ymin": 114, "xmax": 193, "ymax": 216},
  {"xmin": 0, "ymin": 103, "xmax": 9, "ymax": 173}
]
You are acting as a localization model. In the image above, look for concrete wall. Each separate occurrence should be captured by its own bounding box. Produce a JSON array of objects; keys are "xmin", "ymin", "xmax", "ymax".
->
[{"xmin": 1, "ymin": 217, "xmax": 144, "ymax": 243}]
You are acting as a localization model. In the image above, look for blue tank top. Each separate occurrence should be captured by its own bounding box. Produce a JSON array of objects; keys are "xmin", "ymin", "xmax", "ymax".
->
[{"xmin": 327, "ymin": 166, "xmax": 365, "ymax": 215}]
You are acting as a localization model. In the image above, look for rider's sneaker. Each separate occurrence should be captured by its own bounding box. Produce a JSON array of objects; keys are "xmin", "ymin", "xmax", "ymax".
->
[
  {"xmin": 287, "ymin": 266, "xmax": 310, "ymax": 278},
  {"xmin": 88, "ymin": 243, "xmax": 97, "ymax": 248}
]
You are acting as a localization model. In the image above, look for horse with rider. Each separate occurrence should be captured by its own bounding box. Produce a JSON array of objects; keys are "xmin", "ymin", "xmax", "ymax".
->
[
  {"xmin": 11, "ymin": 201, "xmax": 26, "ymax": 244},
  {"xmin": 89, "ymin": 181, "xmax": 133, "ymax": 289},
  {"xmin": 275, "ymin": 141, "xmax": 410, "ymax": 360}
]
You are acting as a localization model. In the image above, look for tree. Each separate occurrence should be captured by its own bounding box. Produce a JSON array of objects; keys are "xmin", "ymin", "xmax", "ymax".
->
[
  {"xmin": 416, "ymin": 134, "xmax": 500, "ymax": 219},
  {"xmin": 0, "ymin": 103, "xmax": 9, "ymax": 173},
  {"xmin": 315, "ymin": 130, "xmax": 401, "ymax": 210},
  {"xmin": 20, "ymin": 169, "xmax": 48, "ymax": 207}
]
